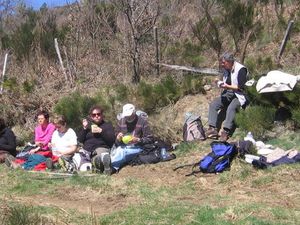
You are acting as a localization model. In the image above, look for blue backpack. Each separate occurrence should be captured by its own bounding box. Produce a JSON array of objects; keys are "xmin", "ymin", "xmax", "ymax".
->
[
  {"xmin": 199, "ymin": 141, "xmax": 237, "ymax": 173},
  {"xmin": 173, "ymin": 141, "xmax": 237, "ymax": 176}
]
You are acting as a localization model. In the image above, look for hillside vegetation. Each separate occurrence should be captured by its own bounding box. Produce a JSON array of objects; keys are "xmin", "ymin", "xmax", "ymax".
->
[
  {"xmin": 0, "ymin": 0, "xmax": 299, "ymax": 133},
  {"xmin": 0, "ymin": 1, "xmax": 300, "ymax": 224}
]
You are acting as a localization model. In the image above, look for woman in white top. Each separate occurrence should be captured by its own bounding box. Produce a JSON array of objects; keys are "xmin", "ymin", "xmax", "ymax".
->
[{"xmin": 50, "ymin": 115, "xmax": 77, "ymax": 158}]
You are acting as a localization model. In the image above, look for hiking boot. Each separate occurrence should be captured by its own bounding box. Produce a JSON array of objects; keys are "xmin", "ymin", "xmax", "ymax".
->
[
  {"xmin": 59, "ymin": 156, "xmax": 76, "ymax": 173},
  {"xmin": 220, "ymin": 130, "xmax": 230, "ymax": 142},
  {"xmin": 206, "ymin": 127, "xmax": 218, "ymax": 139},
  {"xmin": 92, "ymin": 155, "xmax": 103, "ymax": 173},
  {"xmin": 102, "ymin": 154, "xmax": 112, "ymax": 175},
  {"xmin": 46, "ymin": 158, "xmax": 54, "ymax": 170},
  {"xmin": 4, "ymin": 154, "xmax": 20, "ymax": 169}
]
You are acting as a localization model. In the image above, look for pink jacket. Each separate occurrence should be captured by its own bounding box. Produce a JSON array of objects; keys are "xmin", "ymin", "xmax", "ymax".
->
[{"xmin": 34, "ymin": 123, "xmax": 56, "ymax": 151}]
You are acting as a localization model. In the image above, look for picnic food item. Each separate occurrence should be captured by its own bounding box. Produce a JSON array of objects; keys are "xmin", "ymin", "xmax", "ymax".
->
[
  {"xmin": 122, "ymin": 135, "xmax": 133, "ymax": 144},
  {"xmin": 91, "ymin": 124, "xmax": 101, "ymax": 133}
]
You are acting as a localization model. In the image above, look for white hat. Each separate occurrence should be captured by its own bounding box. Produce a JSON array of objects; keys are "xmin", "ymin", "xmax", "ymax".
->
[{"xmin": 122, "ymin": 104, "xmax": 135, "ymax": 118}]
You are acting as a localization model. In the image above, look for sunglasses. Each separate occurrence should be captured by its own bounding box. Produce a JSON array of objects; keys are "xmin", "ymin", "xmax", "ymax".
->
[{"xmin": 91, "ymin": 113, "xmax": 101, "ymax": 117}]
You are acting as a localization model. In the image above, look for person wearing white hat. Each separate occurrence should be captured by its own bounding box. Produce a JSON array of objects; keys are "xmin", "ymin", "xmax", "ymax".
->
[{"xmin": 110, "ymin": 103, "xmax": 153, "ymax": 172}]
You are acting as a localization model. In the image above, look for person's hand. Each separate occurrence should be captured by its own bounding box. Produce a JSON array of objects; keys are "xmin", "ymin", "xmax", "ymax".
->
[
  {"xmin": 35, "ymin": 142, "xmax": 43, "ymax": 147},
  {"xmin": 82, "ymin": 118, "xmax": 89, "ymax": 129},
  {"xmin": 29, "ymin": 146, "xmax": 40, "ymax": 154},
  {"xmin": 129, "ymin": 136, "xmax": 140, "ymax": 144},
  {"xmin": 116, "ymin": 132, "xmax": 123, "ymax": 141}
]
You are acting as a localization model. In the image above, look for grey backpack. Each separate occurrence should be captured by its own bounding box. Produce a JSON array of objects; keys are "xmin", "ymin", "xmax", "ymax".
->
[{"xmin": 183, "ymin": 113, "xmax": 206, "ymax": 141}]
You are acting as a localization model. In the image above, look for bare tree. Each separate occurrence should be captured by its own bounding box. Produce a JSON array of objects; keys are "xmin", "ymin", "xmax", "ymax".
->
[{"xmin": 114, "ymin": 0, "xmax": 159, "ymax": 83}]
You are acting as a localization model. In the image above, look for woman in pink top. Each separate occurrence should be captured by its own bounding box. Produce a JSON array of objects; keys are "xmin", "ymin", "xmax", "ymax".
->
[{"xmin": 30, "ymin": 110, "xmax": 56, "ymax": 154}]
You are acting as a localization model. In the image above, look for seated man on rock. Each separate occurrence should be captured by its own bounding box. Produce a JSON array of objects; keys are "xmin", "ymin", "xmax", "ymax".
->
[
  {"xmin": 110, "ymin": 103, "xmax": 154, "ymax": 172},
  {"xmin": 206, "ymin": 52, "xmax": 249, "ymax": 141}
]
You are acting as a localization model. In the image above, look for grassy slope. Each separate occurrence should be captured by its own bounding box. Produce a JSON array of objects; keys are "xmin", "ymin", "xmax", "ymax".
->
[{"xmin": 0, "ymin": 134, "xmax": 299, "ymax": 225}]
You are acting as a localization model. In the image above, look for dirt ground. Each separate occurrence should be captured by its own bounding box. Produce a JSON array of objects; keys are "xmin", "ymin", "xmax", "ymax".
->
[{"xmin": 6, "ymin": 147, "xmax": 300, "ymax": 218}]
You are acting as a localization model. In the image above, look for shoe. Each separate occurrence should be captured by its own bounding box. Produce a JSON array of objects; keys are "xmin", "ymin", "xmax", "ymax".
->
[
  {"xmin": 102, "ymin": 154, "xmax": 112, "ymax": 175},
  {"xmin": 206, "ymin": 127, "xmax": 218, "ymax": 139},
  {"xmin": 92, "ymin": 155, "xmax": 103, "ymax": 173},
  {"xmin": 59, "ymin": 156, "xmax": 76, "ymax": 173},
  {"xmin": 5, "ymin": 154, "xmax": 16, "ymax": 168},
  {"xmin": 46, "ymin": 158, "xmax": 53, "ymax": 170},
  {"xmin": 220, "ymin": 130, "xmax": 230, "ymax": 142}
]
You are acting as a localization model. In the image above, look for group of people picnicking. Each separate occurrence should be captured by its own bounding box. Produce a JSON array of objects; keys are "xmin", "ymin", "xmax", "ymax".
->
[{"xmin": 0, "ymin": 52, "xmax": 251, "ymax": 174}]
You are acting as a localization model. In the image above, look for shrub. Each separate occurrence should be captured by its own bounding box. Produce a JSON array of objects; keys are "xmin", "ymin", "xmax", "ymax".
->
[
  {"xmin": 54, "ymin": 92, "xmax": 97, "ymax": 131},
  {"xmin": 291, "ymin": 107, "xmax": 300, "ymax": 127},
  {"xmin": 235, "ymin": 105, "xmax": 276, "ymax": 139}
]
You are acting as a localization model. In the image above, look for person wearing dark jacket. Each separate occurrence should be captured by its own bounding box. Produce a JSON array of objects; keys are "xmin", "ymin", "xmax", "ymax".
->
[
  {"xmin": 77, "ymin": 105, "xmax": 115, "ymax": 174},
  {"xmin": 0, "ymin": 117, "xmax": 17, "ymax": 163}
]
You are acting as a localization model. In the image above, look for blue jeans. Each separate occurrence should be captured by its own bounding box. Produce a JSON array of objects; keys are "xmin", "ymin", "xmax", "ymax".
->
[{"xmin": 110, "ymin": 145, "xmax": 142, "ymax": 170}]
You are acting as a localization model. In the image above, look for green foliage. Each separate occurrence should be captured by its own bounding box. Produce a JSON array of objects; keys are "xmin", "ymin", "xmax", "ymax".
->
[
  {"xmin": 181, "ymin": 40, "xmax": 204, "ymax": 66},
  {"xmin": 291, "ymin": 107, "xmax": 300, "ymax": 127},
  {"xmin": 22, "ymin": 79, "xmax": 36, "ymax": 93},
  {"xmin": 181, "ymin": 74, "xmax": 205, "ymax": 95},
  {"xmin": 54, "ymin": 92, "xmax": 98, "ymax": 130},
  {"xmin": 235, "ymin": 105, "xmax": 276, "ymax": 139},
  {"xmin": 9, "ymin": 9, "xmax": 37, "ymax": 61},
  {"xmin": 137, "ymin": 76, "xmax": 180, "ymax": 112}
]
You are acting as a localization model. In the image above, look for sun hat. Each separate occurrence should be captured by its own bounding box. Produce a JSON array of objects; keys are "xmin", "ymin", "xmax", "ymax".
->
[{"xmin": 122, "ymin": 104, "xmax": 135, "ymax": 118}]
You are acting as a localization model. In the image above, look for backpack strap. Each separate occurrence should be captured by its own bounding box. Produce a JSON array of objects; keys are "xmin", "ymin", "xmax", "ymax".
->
[{"xmin": 173, "ymin": 162, "xmax": 197, "ymax": 171}]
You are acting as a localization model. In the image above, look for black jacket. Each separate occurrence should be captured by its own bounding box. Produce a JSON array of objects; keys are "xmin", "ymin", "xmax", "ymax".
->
[
  {"xmin": 0, "ymin": 128, "xmax": 17, "ymax": 156},
  {"xmin": 77, "ymin": 120, "xmax": 115, "ymax": 153}
]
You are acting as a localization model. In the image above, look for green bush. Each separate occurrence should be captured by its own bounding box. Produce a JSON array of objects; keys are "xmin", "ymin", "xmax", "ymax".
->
[
  {"xmin": 181, "ymin": 75, "xmax": 204, "ymax": 95},
  {"xmin": 235, "ymin": 105, "xmax": 276, "ymax": 139},
  {"xmin": 291, "ymin": 107, "xmax": 300, "ymax": 127},
  {"xmin": 54, "ymin": 92, "xmax": 98, "ymax": 131}
]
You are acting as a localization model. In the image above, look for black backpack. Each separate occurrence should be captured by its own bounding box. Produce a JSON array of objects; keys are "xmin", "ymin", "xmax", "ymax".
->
[{"xmin": 129, "ymin": 139, "xmax": 176, "ymax": 166}]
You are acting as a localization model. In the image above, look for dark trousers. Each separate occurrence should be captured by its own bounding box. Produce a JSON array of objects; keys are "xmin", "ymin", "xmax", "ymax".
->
[{"xmin": 208, "ymin": 91, "xmax": 241, "ymax": 132}]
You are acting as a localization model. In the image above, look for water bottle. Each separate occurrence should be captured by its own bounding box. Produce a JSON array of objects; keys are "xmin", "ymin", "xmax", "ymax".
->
[{"xmin": 160, "ymin": 148, "xmax": 168, "ymax": 160}]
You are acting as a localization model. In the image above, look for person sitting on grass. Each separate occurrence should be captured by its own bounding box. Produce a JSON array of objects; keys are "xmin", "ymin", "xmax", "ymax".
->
[
  {"xmin": 110, "ymin": 103, "xmax": 154, "ymax": 173},
  {"xmin": 5, "ymin": 110, "xmax": 56, "ymax": 170},
  {"xmin": 77, "ymin": 105, "xmax": 115, "ymax": 174},
  {"xmin": 0, "ymin": 117, "xmax": 17, "ymax": 164},
  {"xmin": 46, "ymin": 115, "xmax": 78, "ymax": 172},
  {"xmin": 31, "ymin": 110, "xmax": 56, "ymax": 155}
]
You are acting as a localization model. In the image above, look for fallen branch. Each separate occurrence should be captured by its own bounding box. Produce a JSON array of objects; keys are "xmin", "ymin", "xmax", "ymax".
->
[{"xmin": 158, "ymin": 63, "xmax": 221, "ymax": 76}]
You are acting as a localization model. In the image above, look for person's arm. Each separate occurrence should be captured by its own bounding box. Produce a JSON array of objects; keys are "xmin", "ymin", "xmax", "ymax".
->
[
  {"xmin": 42, "ymin": 124, "xmax": 56, "ymax": 148},
  {"xmin": 138, "ymin": 119, "xmax": 153, "ymax": 145},
  {"xmin": 0, "ymin": 129, "xmax": 16, "ymax": 152}
]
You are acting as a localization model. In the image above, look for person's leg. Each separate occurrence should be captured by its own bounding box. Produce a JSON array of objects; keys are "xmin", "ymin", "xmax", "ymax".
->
[
  {"xmin": 111, "ymin": 146, "xmax": 142, "ymax": 171},
  {"xmin": 92, "ymin": 147, "xmax": 110, "ymax": 173},
  {"xmin": 208, "ymin": 96, "xmax": 223, "ymax": 128},
  {"xmin": 222, "ymin": 98, "xmax": 241, "ymax": 135}
]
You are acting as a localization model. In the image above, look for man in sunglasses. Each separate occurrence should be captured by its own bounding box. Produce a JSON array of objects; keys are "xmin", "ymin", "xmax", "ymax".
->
[{"xmin": 78, "ymin": 105, "xmax": 115, "ymax": 174}]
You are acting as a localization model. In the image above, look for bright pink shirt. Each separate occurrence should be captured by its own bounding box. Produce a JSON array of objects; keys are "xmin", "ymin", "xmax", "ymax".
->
[{"xmin": 34, "ymin": 123, "xmax": 56, "ymax": 151}]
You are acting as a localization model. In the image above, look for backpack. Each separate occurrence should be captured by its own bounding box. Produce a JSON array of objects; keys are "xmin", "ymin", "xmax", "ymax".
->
[
  {"xmin": 199, "ymin": 141, "xmax": 237, "ymax": 173},
  {"xmin": 129, "ymin": 139, "xmax": 176, "ymax": 166},
  {"xmin": 173, "ymin": 141, "xmax": 236, "ymax": 176},
  {"xmin": 183, "ymin": 113, "xmax": 206, "ymax": 141}
]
